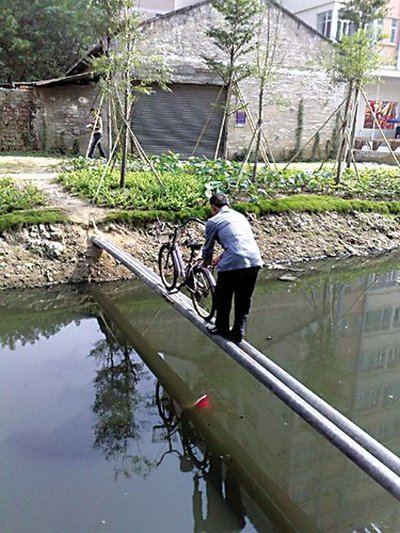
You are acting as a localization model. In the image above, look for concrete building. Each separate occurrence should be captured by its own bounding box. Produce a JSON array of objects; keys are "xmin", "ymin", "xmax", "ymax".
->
[
  {"xmin": 281, "ymin": 0, "xmax": 400, "ymax": 158},
  {"xmin": 0, "ymin": 0, "xmax": 345, "ymax": 161},
  {"xmin": 136, "ymin": 0, "xmax": 202, "ymax": 18}
]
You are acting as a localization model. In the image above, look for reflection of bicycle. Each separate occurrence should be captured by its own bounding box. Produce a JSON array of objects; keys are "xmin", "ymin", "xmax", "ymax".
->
[
  {"xmin": 153, "ymin": 380, "xmax": 209, "ymax": 471},
  {"xmin": 158, "ymin": 218, "xmax": 216, "ymax": 322}
]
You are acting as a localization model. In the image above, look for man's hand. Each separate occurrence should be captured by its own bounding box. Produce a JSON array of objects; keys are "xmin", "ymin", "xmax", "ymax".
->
[{"xmin": 211, "ymin": 255, "xmax": 221, "ymax": 266}]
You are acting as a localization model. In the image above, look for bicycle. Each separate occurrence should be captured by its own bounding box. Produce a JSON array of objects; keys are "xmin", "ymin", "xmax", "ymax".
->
[
  {"xmin": 158, "ymin": 217, "xmax": 216, "ymax": 322},
  {"xmin": 153, "ymin": 380, "xmax": 209, "ymax": 471}
]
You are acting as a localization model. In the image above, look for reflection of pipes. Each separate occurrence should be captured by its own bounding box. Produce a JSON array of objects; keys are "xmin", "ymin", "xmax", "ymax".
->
[
  {"xmin": 239, "ymin": 340, "xmax": 400, "ymax": 476},
  {"xmin": 91, "ymin": 287, "xmax": 317, "ymax": 532},
  {"xmin": 91, "ymin": 236, "xmax": 400, "ymax": 501}
]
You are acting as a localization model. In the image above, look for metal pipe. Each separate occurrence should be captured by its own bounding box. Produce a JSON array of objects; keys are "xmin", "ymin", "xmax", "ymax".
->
[
  {"xmin": 92, "ymin": 288, "xmax": 318, "ymax": 532},
  {"xmin": 91, "ymin": 236, "xmax": 400, "ymax": 501},
  {"xmin": 124, "ymin": 232, "xmax": 400, "ymax": 477},
  {"xmin": 239, "ymin": 341, "xmax": 400, "ymax": 476}
]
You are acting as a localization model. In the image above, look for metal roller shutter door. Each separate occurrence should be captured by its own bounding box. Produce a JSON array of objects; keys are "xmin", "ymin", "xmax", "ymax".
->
[{"xmin": 131, "ymin": 83, "xmax": 226, "ymax": 158}]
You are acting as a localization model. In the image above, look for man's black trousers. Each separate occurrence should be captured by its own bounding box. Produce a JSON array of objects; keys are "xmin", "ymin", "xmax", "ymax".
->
[{"xmin": 214, "ymin": 266, "xmax": 260, "ymax": 338}]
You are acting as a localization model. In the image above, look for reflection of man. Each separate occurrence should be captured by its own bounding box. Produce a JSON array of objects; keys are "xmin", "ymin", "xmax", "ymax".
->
[
  {"xmin": 87, "ymin": 108, "xmax": 106, "ymax": 159},
  {"xmin": 202, "ymin": 193, "xmax": 262, "ymax": 343},
  {"xmin": 193, "ymin": 456, "xmax": 246, "ymax": 532}
]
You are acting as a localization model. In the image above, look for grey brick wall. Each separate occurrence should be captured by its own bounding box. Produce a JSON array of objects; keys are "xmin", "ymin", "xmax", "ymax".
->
[
  {"xmin": 0, "ymin": 1, "xmax": 345, "ymax": 160},
  {"xmin": 0, "ymin": 84, "xmax": 101, "ymax": 155},
  {"xmin": 0, "ymin": 88, "xmax": 39, "ymax": 151},
  {"xmin": 36, "ymin": 84, "xmax": 100, "ymax": 155},
  {"xmin": 141, "ymin": 1, "xmax": 345, "ymax": 160}
]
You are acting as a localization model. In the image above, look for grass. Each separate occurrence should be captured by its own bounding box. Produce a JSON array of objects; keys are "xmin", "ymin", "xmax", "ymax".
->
[
  {"xmin": 0, "ymin": 209, "xmax": 69, "ymax": 233},
  {"xmin": 0, "ymin": 178, "xmax": 47, "ymax": 214},
  {"xmin": 0, "ymin": 175, "xmax": 69, "ymax": 233},
  {"xmin": 3, "ymin": 154, "xmax": 400, "ymax": 230}
]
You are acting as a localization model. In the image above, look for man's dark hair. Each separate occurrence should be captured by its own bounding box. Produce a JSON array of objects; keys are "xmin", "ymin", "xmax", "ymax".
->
[{"xmin": 209, "ymin": 193, "xmax": 229, "ymax": 207}]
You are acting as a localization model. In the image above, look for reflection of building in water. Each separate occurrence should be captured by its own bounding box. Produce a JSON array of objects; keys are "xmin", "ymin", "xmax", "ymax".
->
[
  {"xmin": 262, "ymin": 268, "xmax": 400, "ymax": 531},
  {"xmin": 157, "ymin": 265, "xmax": 400, "ymax": 531}
]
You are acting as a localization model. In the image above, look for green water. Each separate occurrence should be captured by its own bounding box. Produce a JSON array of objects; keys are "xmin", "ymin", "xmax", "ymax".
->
[{"xmin": 1, "ymin": 253, "xmax": 400, "ymax": 532}]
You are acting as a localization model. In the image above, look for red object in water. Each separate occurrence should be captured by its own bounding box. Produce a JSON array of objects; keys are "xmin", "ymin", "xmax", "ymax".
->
[{"xmin": 195, "ymin": 394, "xmax": 210, "ymax": 409}]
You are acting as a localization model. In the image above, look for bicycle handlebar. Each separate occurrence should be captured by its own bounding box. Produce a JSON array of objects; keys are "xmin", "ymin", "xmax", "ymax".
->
[
  {"xmin": 167, "ymin": 217, "xmax": 205, "ymax": 242},
  {"xmin": 176, "ymin": 217, "xmax": 205, "ymax": 230}
]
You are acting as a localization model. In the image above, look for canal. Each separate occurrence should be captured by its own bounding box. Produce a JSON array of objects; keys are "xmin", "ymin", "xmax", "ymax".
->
[{"xmin": 1, "ymin": 253, "xmax": 400, "ymax": 532}]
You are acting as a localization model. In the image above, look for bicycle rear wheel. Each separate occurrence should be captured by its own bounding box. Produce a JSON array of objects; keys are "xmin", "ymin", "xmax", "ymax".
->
[
  {"xmin": 191, "ymin": 266, "xmax": 215, "ymax": 322},
  {"xmin": 158, "ymin": 244, "xmax": 178, "ymax": 290}
]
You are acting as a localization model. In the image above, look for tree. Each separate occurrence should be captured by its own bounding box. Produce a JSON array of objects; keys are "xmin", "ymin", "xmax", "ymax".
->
[
  {"xmin": 340, "ymin": 0, "xmax": 389, "ymax": 31},
  {"xmin": 251, "ymin": 1, "xmax": 282, "ymax": 180},
  {"xmin": 90, "ymin": 0, "xmax": 170, "ymax": 187},
  {"xmin": 327, "ymin": 28, "xmax": 382, "ymax": 182},
  {"xmin": 203, "ymin": 0, "xmax": 261, "ymax": 159},
  {"xmin": 337, "ymin": 0, "xmax": 389, "ymax": 169},
  {"xmin": 90, "ymin": 321, "xmax": 156, "ymax": 479},
  {"xmin": 0, "ymin": 0, "xmax": 99, "ymax": 82}
]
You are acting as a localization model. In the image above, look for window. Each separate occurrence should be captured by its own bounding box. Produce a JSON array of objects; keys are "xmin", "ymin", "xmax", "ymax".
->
[
  {"xmin": 336, "ymin": 18, "xmax": 352, "ymax": 40},
  {"xmin": 390, "ymin": 18, "xmax": 398, "ymax": 44},
  {"xmin": 317, "ymin": 10, "xmax": 332, "ymax": 38},
  {"xmin": 336, "ymin": 10, "xmax": 354, "ymax": 40}
]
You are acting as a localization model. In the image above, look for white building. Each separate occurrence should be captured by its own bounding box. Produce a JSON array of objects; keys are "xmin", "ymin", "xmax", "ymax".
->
[
  {"xmin": 281, "ymin": 0, "xmax": 400, "ymax": 148},
  {"xmin": 136, "ymin": 0, "xmax": 202, "ymax": 18}
]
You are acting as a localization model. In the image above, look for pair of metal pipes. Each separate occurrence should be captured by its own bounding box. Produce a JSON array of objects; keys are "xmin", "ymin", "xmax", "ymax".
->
[{"xmin": 91, "ymin": 235, "xmax": 400, "ymax": 501}]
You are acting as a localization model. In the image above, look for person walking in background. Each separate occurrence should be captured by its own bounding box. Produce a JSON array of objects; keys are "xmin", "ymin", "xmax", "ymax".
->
[
  {"xmin": 87, "ymin": 108, "xmax": 106, "ymax": 159},
  {"xmin": 202, "ymin": 193, "xmax": 263, "ymax": 343}
]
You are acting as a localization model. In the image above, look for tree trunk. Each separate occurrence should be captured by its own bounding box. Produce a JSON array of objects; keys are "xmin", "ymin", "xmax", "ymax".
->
[
  {"xmin": 346, "ymin": 86, "xmax": 359, "ymax": 169},
  {"xmin": 252, "ymin": 82, "xmax": 265, "ymax": 182},
  {"xmin": 119, "ymin": 80, "xmax": 130, "ymax": 188},
  {"xmin": 335, "ymin": 82, "xmax": 354, "ymax": 185}
]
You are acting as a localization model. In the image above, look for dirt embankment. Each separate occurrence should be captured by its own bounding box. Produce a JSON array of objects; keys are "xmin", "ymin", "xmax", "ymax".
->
[
  {"xmin": 2, "ymin": 157, "xmax": 400, "ymax": 290},
  {"xmin": 1, "ymin": 209, "xmax": 400, "ymax": 290}
]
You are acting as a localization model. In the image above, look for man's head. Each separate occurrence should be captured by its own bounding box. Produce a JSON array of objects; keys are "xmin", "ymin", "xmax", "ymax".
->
[{"xmin": 209, "ymin": 193, "xmax": 229, "ymax": 215}]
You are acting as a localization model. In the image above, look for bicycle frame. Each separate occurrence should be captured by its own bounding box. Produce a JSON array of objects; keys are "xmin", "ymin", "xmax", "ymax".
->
[{"xmin": 167, "ymin": 218, "xmax": 205, "ymax": 281}]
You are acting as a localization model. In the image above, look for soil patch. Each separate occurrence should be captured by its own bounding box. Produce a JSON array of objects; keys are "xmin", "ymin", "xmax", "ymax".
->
[
  {"xmin": 1, "ymin": 157, "xmax": 400, "ymax": 290},
  {"xmin": 1, "ymin": 210, "xmax": 400, "ymax": 290}
]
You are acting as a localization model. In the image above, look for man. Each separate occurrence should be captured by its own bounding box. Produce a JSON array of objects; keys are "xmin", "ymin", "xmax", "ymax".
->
[
  {"xmin": 202, "ymin": 193, "xmax": 262, "ymax": 343},
  {"xmin": 87, "ymin": 108, "xmax": 106, "ymax": 159}
]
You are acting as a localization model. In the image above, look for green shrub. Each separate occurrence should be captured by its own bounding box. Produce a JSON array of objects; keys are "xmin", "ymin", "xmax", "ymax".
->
[
  {"xmin": 58, "ymin": 154, "xmax": 400, "ymax": 214},
  {"xmin": 58, "ymin": 164, "xmax": 205, "ymax": 210},
  {"xmin": 0, "ymin": 178, "xmax": 46, "ymax": 214}
]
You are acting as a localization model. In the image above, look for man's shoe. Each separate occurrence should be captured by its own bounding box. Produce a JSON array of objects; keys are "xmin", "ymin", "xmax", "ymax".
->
[
  {"xmin": 207, "ymin": 325, "xmax": 229, "ymax": 337},
  {"xmin": 229, "ymin": 330, "xmax": 243, "ymax": 343}
]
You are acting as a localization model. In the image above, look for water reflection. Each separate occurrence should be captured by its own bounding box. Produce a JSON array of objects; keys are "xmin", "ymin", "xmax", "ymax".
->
[
  {"xmin": 154, "ymin": 382, "xmax": 247, "ymax": 531},
  {"xmin": 90, "ymin": 315, "xmax": 154, "ymax": 479},
  {"xmin": 2, "ymin": 256, "xmax": 400, "ymax": 531}
]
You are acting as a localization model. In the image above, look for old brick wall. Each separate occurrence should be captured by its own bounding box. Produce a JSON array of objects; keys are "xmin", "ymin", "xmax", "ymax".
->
[
  {"xmin": 142, "ymin": 1, "xmax": 345, "ymax": 160},
  {"xmin": 0, "ymin": 1, "xmax": 345, "ymax": 160},
  {"xmin": 0, "ymin": 84, "xmax": 103, "ymax": 155},
  {"xmin": 0, "ymin": 88, "xmax": 39, "ymax": 151},
  {"xmin": 35, "ymin": 84, "xmax": 100, "ymax": 155}
]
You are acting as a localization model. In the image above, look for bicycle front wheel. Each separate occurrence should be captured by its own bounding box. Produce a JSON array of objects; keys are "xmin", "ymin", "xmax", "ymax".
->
[
  {"xmin": 191, "ymin": 266, "xmax": 215, "ymax": 322},
  {"xmin": 158, "ymin": 244, "xmax": 178, "ymax": 290}
]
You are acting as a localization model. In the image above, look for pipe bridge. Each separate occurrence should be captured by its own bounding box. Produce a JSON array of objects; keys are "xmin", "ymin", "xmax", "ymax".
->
[{"xmin": 91, "ymin": 235, "xmax": 400, "ymax": 501}]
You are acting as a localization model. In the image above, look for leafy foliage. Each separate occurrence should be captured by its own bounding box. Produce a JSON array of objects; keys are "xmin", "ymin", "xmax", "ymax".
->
[
  {"xmin": 339, "ymin": 0, "xmax": 389, "ymax": 31},
  {"xmin": 0, "ymin": 176, "xmax": 68, "ymax": 233},
  {"xmin": 204, "ymin": 0, "xmax": 261, "ymax": 84},
  {"xmin": 0, "ymin": 177, "xmax": 46, "ymax": 214},
  {"xmin": 327, "ymin": 29, "xmax": 382, "ymax": 89},
  {"xmin": 58, "ymin": 155, "xmax": 400, "ymax": 222},
  {"xmin": 0, "ymin": 0, "xmax": 101, "ymax": 82},
  {"xmin": 58, "ymin": 161, "xmax": 204, "ymax": 210}
]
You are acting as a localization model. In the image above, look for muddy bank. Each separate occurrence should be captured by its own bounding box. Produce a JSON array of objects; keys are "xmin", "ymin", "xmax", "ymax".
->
[{"xmin": 1, "ymin": 210, "xmax": 400, "ymax": 290}]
